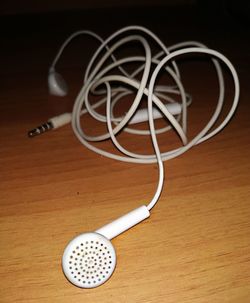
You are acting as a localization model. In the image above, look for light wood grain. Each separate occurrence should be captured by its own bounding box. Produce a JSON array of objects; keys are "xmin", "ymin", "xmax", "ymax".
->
[{"xmin": 1, "ymin": 11, "xmax": 250, "ymax": 303}]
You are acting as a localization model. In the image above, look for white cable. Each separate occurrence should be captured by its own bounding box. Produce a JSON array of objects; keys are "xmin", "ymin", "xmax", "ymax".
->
[{"xmin": 30, "ymin": 26, "xmax": 240, "ymax": 212}]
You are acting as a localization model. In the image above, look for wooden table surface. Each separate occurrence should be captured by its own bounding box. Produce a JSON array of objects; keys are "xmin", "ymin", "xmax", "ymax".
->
[{"xmin": 1, "ymin": 8, "xmax": 250, "ymax": 303}]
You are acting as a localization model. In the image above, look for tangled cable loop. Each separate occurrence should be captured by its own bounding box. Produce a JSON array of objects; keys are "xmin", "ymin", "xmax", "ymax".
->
[
  {"xmin": 68, "ymin": 26, "xmax": 239, "ymax": 164},
  {"xmin": 50, "ymin": 25, "xmax": 239, "ymax": 209}
]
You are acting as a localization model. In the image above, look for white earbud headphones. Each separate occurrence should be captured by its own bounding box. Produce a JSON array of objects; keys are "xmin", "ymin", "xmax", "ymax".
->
[
  {"xmin": 29, "ymin": 26, "xmax": 240, "ymax": 288},
  {"xmin": 63, "ymin": 205, "xmax": 150, "ymax": 288},
  {"xmin": 48, "ymin": 67, "xmax": 68, "ymax": 96}
]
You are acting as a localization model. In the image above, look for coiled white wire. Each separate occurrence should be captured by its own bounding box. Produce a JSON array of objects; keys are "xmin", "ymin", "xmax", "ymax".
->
[{"xmin": 51, "ymin": 25, "xmax": 240, "ymax": 210}]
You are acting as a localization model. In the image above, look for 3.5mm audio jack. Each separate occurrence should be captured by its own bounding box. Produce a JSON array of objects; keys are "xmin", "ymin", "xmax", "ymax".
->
[
  {"xmin": 27, "ymin": 113, "xmax": 72, "ymax": 138},
  {"xmin": 28, "ymin": 121, "xmax": 54, "ymax": 138}
]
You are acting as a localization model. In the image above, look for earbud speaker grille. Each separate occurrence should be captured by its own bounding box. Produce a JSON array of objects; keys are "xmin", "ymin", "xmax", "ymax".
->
[{"xmin": 62, "ymin": 232, "xmax": 116, "ymax": 288}]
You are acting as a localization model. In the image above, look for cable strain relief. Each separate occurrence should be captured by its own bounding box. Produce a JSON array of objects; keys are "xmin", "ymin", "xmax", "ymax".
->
[
  {"xmin": 95, "ymin": 205, "xmax": 150, "ymax": 240},
  {"xmin": 49, "ymin": 113, "xmax": 72, "ymax": 129}
]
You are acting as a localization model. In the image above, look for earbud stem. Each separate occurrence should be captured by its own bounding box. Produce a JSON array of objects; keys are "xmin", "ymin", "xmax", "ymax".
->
[{"xmin": 95, "ymin": 205, "xmax": 150, "ymax": 240}]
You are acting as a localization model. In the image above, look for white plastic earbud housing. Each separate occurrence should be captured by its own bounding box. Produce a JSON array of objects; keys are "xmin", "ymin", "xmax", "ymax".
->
[
  {"xmin": 62, "ymin": 205, "xmax": 150, "ymax": 288},
  {"xmin": 62, "ymin": 232, "xmax": 116, "ymax": 288},
  {"xmin": 95, "ymin": 205, "xmax": 150, "ymax": 240},
  {"xmin": 48, "ymin": 69, "xmax": 68, "ymax": 96}
]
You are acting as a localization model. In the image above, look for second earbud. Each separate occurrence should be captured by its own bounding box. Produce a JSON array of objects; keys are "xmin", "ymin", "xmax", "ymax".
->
[{"xmin": 48, "ymin": 68, "xmax": 68, "ymax": 96}]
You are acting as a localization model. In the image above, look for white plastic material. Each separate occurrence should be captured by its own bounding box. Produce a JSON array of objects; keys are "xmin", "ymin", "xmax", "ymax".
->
[
  {"xmin": 48, "ymin": 70, "xmax": 68, "ymax": 96},
  {"xmin": 62, "ymin": 232, "xmax": 116, "ymax": 288},
  {"xmin": 49, "ymin": 113, "xmax": 72, "ymax": 129},
  {"xmin": 95, "ymin": 205, "xmax": 150, "ymax": 240},
  {"xmin": 129, "ymin": 103, "xmax": 181, "ymax": 125}
]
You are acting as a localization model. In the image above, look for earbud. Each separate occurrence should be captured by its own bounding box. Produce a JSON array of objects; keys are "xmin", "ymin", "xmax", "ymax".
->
[
  {"xmin": 62, "ymin": 232, "xmax": 116, "ymax": 288},
  {"xmin": 62, "ymin": 205, "xmax": 150, "ymax": 288},
  {"xmin": 48, "ymin": 68, "xmax": 68, "ymax": 96}
]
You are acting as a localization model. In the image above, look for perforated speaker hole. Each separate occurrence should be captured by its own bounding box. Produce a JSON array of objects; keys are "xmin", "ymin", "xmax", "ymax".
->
[{"xmin": 62, "ymin": 232, "xmax": 116, "ymax": 288}]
